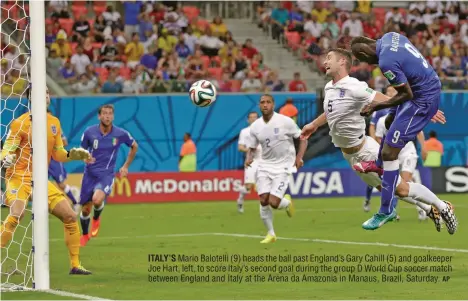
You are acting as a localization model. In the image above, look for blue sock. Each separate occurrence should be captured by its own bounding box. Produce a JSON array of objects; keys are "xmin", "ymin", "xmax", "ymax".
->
[
  {"xmin": 93, "ymin": 203, "xmax": 104, "ymax": 221},
  {"xmin": 80, "ymin": 214, "xmax": 90, "ymax": 235},
  {"xmin": 376, "ymin": 135, "xmax": 385, "ymax": 168},
  {"xmin": 365, "ymin": 185, "xmax": 373, "ymax": 201},
  {"xmin": 391, "ymin": 196, "xmax": 399, "ymax": 210},
  {"xmin": 379, "ymin": 160, "xmax": 400, "ymax": 215}
]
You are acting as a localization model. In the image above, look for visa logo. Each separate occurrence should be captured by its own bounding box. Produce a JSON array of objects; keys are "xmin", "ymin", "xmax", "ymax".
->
[{"xmin": 289, "ymin": 171, "xmax": 344, "ymax": 195}]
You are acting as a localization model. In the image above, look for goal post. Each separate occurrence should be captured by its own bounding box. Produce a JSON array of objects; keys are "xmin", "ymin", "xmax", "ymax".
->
[{"xmin": 30, "ymin": 0, "xmax": 49, "ymax": 290}]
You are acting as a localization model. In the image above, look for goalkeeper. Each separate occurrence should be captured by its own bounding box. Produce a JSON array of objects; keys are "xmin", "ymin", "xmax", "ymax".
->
[{"xmin": 0, "ymin": 88, "xmax": 92, "ymax": 275}]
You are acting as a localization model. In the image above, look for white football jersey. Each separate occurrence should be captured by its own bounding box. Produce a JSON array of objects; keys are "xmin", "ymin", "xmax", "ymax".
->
[
  {"xmin": 249, "ymin": 113, "xmax": 301, "ymax": 173},
  {"xmin": 375, "ymin": 115, "xmax": 418, "ymax": 159},
  {"xmin": 323, "ymin": 76, "xmax": 377, "ymax": 148},
  {"xmin": 238, "ymin": 126, "xmax": 262, "ymax": 161}
]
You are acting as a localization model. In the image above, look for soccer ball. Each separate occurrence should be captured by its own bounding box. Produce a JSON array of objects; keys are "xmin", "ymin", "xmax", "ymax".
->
[{"xmin": 189, "ymin": 80, "xmax": 217, "ymax": 107}]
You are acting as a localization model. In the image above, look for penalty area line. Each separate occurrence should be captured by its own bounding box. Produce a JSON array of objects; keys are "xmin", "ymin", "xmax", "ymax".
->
[{"xmin": 211, "ymin": 233, "xmax": 468, "ymax": 254}]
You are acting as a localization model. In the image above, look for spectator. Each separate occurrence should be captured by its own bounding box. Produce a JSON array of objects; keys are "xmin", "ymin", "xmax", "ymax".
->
[
  {"xmin": 439, "ymin": 27, "xmax": 454, "ymax": 45},
  {"xmin": 351, "ymin": 62, "xmax": 371, "ymax": 82},
  {"xmin": 103, "ymin": 5, "xmax": 122, "ymax": 29},
  {"xmin": 158, "ymin": 28, "xmax": 177, "ymax": 53},
  {"xmin": 122, "ymin": 71, "xmax": 143, "ymax": 94},
  {"xmin": 93, "ymin": 14, "xmax": 108, "ymax": 43},
  {"xmin": 336, "ymin": 27, "xmax": 352, "ymax": 49},
  {"xmin": 149, "ymin": 75, "xmax": 170, "ymax": 93},
  {"xmin": 185, "ymin": 50, "xmax": 206, "ymax": 80},
  {"xmin": 322, "ymin": 14, "xmax": 339, "ymax": 39},
  {"xmin": 123, "ymin": 0, "xmax": 143, "ymax": 39},
  {"xmin": 49, "ymin": 0, "xmax": 70, "ymax": 19},
  {"xmin": 163, "ymin": 10, "xmax": 183, "ymax": 36},
  {"xmin": 171, "ymin": 73, "xmax": 189, "ymax": 92},
  {"xmin": 100, "ymin": 36, "xmax": 122, "ymax": 68},
  {"xmin": 134, "ymin": 65, "xmax": 152, "ymax": 90},
  {"xmin": 138, "ymin": 13, "xmax": 154, "ymax": 41},
  {"xmin": 219, "ymin": 40, "xmax": 239, "ymax": 64},
  {"xmin": 270, "ymin": 4, "xmax": 289, "ymax": 41},
  {"xmin": 84, "ymin": 64, "xmax": 99, "ymax": 86},
  {"xmin": 183, "ymin": 27, "xmax": 198, "ymax": 54},
  {"xmin": 199, "ymin": 28, "xmax": 224, "ymax": 57},
  {"xmin": 241, "ymin": 39, "xmax": 258, "ymax": 60},
  {"xmin": 70, "ymin": 46, "xmax": 91, "ymax": 75},
  {"xmin": 264, "ymin": 70, "xmax": 285, "ymax": 92},
  {"xmin": 157, "ymin": 51, "xmax": 180, "ymax": 78},
  {"xmin": 12, "ymin": 54, "xmax": 28, "ymax": 76},
  {"xmin": 288, "ymin": 72, "xmax": 307, "ymax": 92},
  {"xmin": 311, "ymin": 2, "xmax": 330, "ymax": 23},
  {"xmin": 82, "ymin": 37, "xmax": 98, "ymax": 64},
  {"xmin": 149, "ymin": 3, "xmax": 166, "ymax": 24},
  {"xmin": 233, "ymin": 52, "xmax": 248, "ymax": 80},
  {"xmin": 175, "ymin": 37, "xmax": 191, "ymax": 60},
  {"xmin": 385, "ymin": 7, "xmax": 404, "ymax": 24},
  {"xmin": 46, "ymin": 49, "xmax": 63, "ymax": 77},
  {"xmin": 50, "ymin": 31, "xmax": 72, "ymax": 60},
  {"xmin": 125, "ymin": 33, "xmax": 145, "ymax": 69},
  {"xmin": 356, "ymin": 0, "xmax": 372, "ymax": 14},
  {"xmin": 423, "ymin": 131, "xmax": 444, "ymax": 167},
  {"xmin": 341, "ymin": 13, "xmax": 364, "ymax": 37},
  {"xmin": 221, "ymin": 31, "xmax": 236, "ymax": 45},
  {"xmin": 241, "ymin": 71, "xmax": 263, "ymax": 92},
  {"xmin": 140, "ymin": 46, "xmax": 158, "ymax": 72},
  {"xmin": 287, "ymin": 5, "xmax": 305, "ymax": 33},
  {"xmin": 363, "ymin": 17, "xmax": 380, "ymax": 40},
  {"xmin": 179, "ymin": 133, "xmax": 197, "ymax": 172},
  {"xmin": 1, "ymin": 69, "xmax": 27, "ymax": 96},
  {"xmin": 72, "ymin": 15, "xmax": 91, "ymax": 43},
  {"xmin": 279, "ymin": 98, "xmax": 299, "ymax": 122},
  {"xmin": 334, "ymin": 0, "xmax": 354, "ymax": 12},
  {"xmin": 446, "ymin": 56, "xmax": 466, "ymax": 76},
  {"xmin": 174, "ymin": 5, "xmax": 189, "ymax": 31},
  {"xmin": 221, "ymin": 53, "xmax": 236, "ymax": 75},
  {"xmin": 101, "ymin": 73, "xmax": 122, "ymax": 93},
  {"xmin": 210, "ymin": 16, "xmax": 228, "ymax": 38},
  {"xmin": 304, "ymin": 14, "xmax": 322, "ymax": 39},
  {"xmin": 60, "ymin": 60, "xmax": 76, "ymax": 82},
  {"xmin": 72, "ymin": 74, "xmax": 97, "ymax": 94},
  {"xmin": 214, "ymin": 72, "xmax": 233, "ymax": 92},
  {"xmin": 141, "ymin": 29, "xmax": 158, "ymax": 53},
  {"xmin": 45, "ymin": 24, "xmax": 56, "ymax": 46},
  {"xmin": 155, "ymin": 62, "xmax": 172, "ymax": 81}
]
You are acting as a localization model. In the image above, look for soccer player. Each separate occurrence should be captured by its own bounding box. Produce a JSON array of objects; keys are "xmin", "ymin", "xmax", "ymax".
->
[
  {"xmin": 374, "ymin": 112, "xmax": 427, "ymax": 221},
  {"xmin": 350, "ymin": 32, "xmax": 457, "ymax": 233},
  {"xmin": 301, "ymin": 49, "xmax": 454, "ymax": 233},
  {"xmin": 246, "ymin": 94, "xmax": 307, "ymax": 243},
  {"xmin": 1, "ymin": 88, "xmax": 92, "ymax": 274},
  {"xmin": 48, "ymin": 132, "xmax": 80, "ymax": 212},
  {"xmin": 79, "ymin": 104, "xmax": 138, "ymax": 246},
  {"xmin": 237, "ymin": 111, "xmax": 261, "ymax": 213}
]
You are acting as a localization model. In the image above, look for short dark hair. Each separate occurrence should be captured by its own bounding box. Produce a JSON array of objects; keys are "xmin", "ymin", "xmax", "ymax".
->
[
  {"xmin": 429, "ymin": 131, "xmax": 437, "ymax": 138},
  {"xmin": 248, "ymin": 111, "xmax": 258, "ymax": 118},
  {"xmin": 261, "ymin": 94, "xmax": 274, "ymax": 102},
  {"xmin": 328, "ymin": 48, "xmax": 353, "ymax": 72},
  {"xmin": 98, "ymin": 104, "xmax": 114, "ymax": 114},
  {"xmin": 185, "ymin": 132, "xmax": 191, "ymax": 138}
]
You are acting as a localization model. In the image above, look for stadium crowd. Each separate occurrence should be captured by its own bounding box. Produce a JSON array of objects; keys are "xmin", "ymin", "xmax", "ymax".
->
[{"xmin": 1, "ymin": 0, "xmax": 468, "ymax": 96}]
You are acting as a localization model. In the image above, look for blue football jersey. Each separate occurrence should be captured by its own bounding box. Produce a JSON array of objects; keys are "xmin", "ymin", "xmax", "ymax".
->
[
  {"xmin": 81, "ymin": 124, "xmax": 134, "ymax": 177},
  {"xmin": 376, "ymin": 32, "xmax": 441, "ymax": 104}
]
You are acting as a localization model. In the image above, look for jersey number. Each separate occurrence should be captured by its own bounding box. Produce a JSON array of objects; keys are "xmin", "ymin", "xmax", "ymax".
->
[
  {"xmin": 265, "ymin": 138, "xmax": 271, "ymax": 147},
  {"xmin": 328, "ymin": 100, "xmax": 333, "ymax": 112},
  {"xmin": 404, "ymin": 43, "xmax": 428, "ymax": 69},
  {"xmin": 391, "ymin": 130, "xmax": 400, "ymax": 144}
]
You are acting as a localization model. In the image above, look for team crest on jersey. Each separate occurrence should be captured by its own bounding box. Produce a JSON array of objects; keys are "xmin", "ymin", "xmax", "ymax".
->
[
  {"xmin": 112, "ymin": 138, "xmax": 118, "ymax": 146},
  {"xmin": 51, "ymin": 125, "xmax": 57, "ymax": 135},
  {"xmin": 339, "ymin": 89, "xmax": 345, "ymax": 98},
  {"xmin": 383, "ymin": 70, "xmax": 396, "ymax": 81},
  {"xmin": 274, "ymin": 128, "xmax": 279, "ymax": 134}
]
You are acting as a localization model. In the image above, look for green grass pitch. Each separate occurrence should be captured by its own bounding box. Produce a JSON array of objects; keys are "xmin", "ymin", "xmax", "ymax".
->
[{"xmin": 2, "ymin": 194, "xmax": 467, "ymax": 300}]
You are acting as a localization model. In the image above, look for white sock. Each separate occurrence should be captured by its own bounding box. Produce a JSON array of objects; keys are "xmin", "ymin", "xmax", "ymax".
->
[
  {"xmin": 408, "ymin": 182, "xmax": 447, "ymax": 211},
  {"xmin": 400, "ymin": 197, "xmax": 431, "ymax": 213},
  {"xmin": 260, "ymin": 205, "xmax": 275, "ymax": 236},
  {"xmin": 64, "ymin": 185, "xmax": 71, "ymax": 193},
  {"xmin": 277, "ymin": 197, "xmax": 291, "ymax": 210},
  {"xmin": 237, "ymin": 186, "xmax": 248, "ymax": 203}
]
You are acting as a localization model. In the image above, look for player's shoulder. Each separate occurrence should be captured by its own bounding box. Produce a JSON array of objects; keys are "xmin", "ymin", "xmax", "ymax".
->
[
  {"xmin": 112, "ymin": 125, "xmax": 130, "ymax": 135},
  {"xmin": 83, "ymin": 124, "xmax": 99, "ymax": 135},
  {"xmin": 250, "ymin": 118, "xmax": 262, "ymax": 129},
  {"xmin": 11, "ymin": 113, "xmax": 31, "ymax": 129},
  {"xmin": 47, "ymin": 113, "xmax": 61, "ymax": 125}
]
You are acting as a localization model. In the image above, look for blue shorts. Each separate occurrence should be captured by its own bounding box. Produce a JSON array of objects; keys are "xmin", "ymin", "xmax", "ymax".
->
[
  {"xmin": 48, "ymin": 159, "xmax": 67, "ymax": 183},
  {"xmin": 79, "ymin": 173, "xmax": 115, "ymax": 205},
  {"xmin": 385, "ymin": 95, "xmax": 439, "ymax": 149}
]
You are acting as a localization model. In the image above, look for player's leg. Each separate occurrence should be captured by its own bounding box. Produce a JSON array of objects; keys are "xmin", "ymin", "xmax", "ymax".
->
[
  {"xmin": 268, "ymin": 173, "xmax": 293, "ymax": 217},
  {"xmin": 48, "ymin": 182, "xmax": 91, "ymax": 275},
  {"xmin": 90, "ymin": 175, "xmax": 114, "ymax": 237},
  {"xmin": 238, "ymin": 164, "xmax": 256, "ymax": 213},
  {"xmin": 0, "ymin": 178, "xmax": 30, "ymax": 247},
  {"xmin": 364, "ymin": 185, "xmax": 373, "ymax": 212},
  {"xmin": 256, "ymin": 172, "xmax": 276, "ymax": 243},
  {"xmin": 399, "ymin": 155, "xmax": 426, "ymax": 221},
  {"xmin": 78, "ymin": 175, "xmax": 95, "ymax": 245}
]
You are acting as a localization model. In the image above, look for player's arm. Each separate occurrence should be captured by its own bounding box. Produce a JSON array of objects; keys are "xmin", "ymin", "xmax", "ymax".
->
[
  {"xmin": 289, "ymin": 118, "xmax": 307, "ymax": 168},
  {"xmin": 416, "ymin": 131, "xmax": 427, "ymax": 161},
  {"xmin": 371, "ymin": 84, "xmax": 413, "ymax": 111},
  {"xmin": 238, "ymin": 131, "xmax": 249, "ymax": 153},
  {"xmin": 53, "ymin": 123, "xmax": 91, "ymax": 162},
  {"xmin": 300, "ymin": 113, "xmax": 327, "ymax": 139},
  {"xmin": 122, "ymin": 141, "xmax": 138, "ymax": 171},
  {"xmin": 245, "ymin": 131, "xmax": 259, "ymax": 167},
  {"xmin": 375, "ymin": 119, "xmax": 385, "ymax": 145},
  {"xmin": 1, "ymin": 120, "xmax": 21, "ymax": 166}
]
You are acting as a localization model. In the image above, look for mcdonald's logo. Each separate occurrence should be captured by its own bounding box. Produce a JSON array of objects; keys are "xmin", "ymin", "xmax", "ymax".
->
[{"xmin": 111, "ymin": 177, "xmax": 132, "ymax": 197}]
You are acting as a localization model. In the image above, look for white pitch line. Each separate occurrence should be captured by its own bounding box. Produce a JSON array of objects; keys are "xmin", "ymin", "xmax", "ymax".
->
[
  {"xmin": 49, "ymin": 232, "xmax": 212, "ymax": 243},
  {"xmin": 44, "ymin": 289, "xmax": 113, "ymax": 300},
  {"xmin": 211, "ymin": 233, "xmax": 468, "ymax": 254}
]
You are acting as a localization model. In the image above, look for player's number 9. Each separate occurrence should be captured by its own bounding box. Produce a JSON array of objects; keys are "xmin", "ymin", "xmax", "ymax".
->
[
  {"xmin": 391, "ymin": 130, "xmax": 400, "ymax": 144},
  {"xmin": 404, "ymin": 43, "xmax": 428, "ymax": 69}
]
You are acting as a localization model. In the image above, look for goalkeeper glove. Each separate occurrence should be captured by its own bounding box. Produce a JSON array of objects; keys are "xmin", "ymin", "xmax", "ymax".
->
[
  {"xmin": 68, "ymin": 148, "xmax": 91, "ymax": 161},
  {"xmin": 2, "ymin": 154, "xmax": 17, "ymax": 168}
]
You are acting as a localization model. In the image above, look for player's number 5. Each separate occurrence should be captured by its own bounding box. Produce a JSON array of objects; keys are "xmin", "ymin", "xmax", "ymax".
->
[{"xmin": 404, "ymin": 43, "xmax": 428, "ymax": 69}]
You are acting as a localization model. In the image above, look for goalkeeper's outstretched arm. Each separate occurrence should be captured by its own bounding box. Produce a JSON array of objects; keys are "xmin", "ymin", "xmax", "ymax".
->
[{"xmin": 52, "ymin": 122, "xmax": 90, "ymax": 162}]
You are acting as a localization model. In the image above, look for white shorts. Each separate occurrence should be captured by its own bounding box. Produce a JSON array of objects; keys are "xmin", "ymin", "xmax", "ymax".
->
[
  {"xmin": 256, "ymin": 170, "xmax": 289, "ymax": 198},
  {"xmin": 244, "ymin": 161, "xmax": 258, "ymax": 184},
  {"xmin": 342, "ymin": 136, "xmax": 401, "ymax": 188},
  {"xmin": 400, "ymin": 155, "xmax": 418, "ymax": 174}
]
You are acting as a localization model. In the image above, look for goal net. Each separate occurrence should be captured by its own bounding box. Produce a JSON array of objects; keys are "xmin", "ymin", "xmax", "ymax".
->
[{"xmin": 1, "ymin": 0, "xmax": 35, "ymax": 291}]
